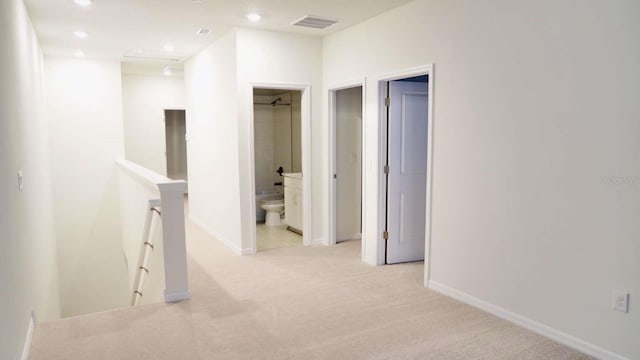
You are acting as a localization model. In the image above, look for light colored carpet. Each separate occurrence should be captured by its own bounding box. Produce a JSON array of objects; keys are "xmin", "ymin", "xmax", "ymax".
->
[{"xmin": 29, "ymin": 219, "xmax": 593, "ymax": 359}]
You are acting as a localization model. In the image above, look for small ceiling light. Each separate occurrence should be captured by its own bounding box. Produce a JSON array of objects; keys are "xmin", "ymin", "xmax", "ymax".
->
[
  {"xmin": 74, "ymin": 50, "xmax": 85, "ymax": 58},
  {"xmin": 74, "ymin": 0, "xmax": 92, "ymax": 6},
  {"xmin": 197, "ymin": 27, "xmax": 212, "ymax": 35},
  {"xmin": 163, "ymin": 67, "xmax": 173, "ymax": 76},
  {"xmin": 73, "ymin": 31, "xmax": 88, "ymax": 39},
  {"xmin": 246, "ymin": 13, "xmax": 261, "ymax": 22},
  {"xmin": 163, "ymin": 43, "xmax": 174, "ymax": 52}
]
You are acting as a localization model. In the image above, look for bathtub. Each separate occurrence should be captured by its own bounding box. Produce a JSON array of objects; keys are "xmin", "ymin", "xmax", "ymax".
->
[{"xmin": 255, "ymin": 192, "xmax": 284, "ymax": 223}]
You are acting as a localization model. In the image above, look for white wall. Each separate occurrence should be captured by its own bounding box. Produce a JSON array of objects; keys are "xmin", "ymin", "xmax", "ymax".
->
[
  {"xmin": 185, "ymin": 31, "xmax": 244, "ymax": 253},
  {"xmin": 0, "ymin": 1, "xmax": 62, "ymax": 358},
  {"xmin": 236, "ymin": 28, "xmax": 323, "ymax": 249},
  {"xmin": 323, "ymin": 0, "xmax": 639, "ymax": 358},
  {"xmin": 121, "ymin": 74, "xmax": 186, "ymax": 176},
  {"xmin": 186, "ymin": 29, "xmax": 321, "ymax": 253},
  {"xmin": 45, "ymin": 56, "xmax": 129, "ymax": 317}
]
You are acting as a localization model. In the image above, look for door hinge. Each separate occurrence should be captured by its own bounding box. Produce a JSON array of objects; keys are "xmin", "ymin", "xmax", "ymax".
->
[
  {"xmin": 383, "ymin": 165, "xmax": 390, "ymax": 174},
  {"xmin": 385, "ymin": 97, "xmax": 390, "ymax": 107},
  {"xmin": 383, "ymin": 231, "xmax": 389, "ymax": 240}
]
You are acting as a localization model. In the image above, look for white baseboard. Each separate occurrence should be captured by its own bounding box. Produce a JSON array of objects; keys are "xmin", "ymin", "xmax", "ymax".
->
[
  {"xmin": 189, "ymin": 215, "xmax": 243, "ymax": 255},
  {"xmin": 21, "ymin": 313, "xmax": 35, "ymax": 360},
  {"xmin": 240, "ymin": 247, "xmax": 255, "ymax": 256},
  {"xmin": 337, "ymin": 233, "xmax": 362, "ymax": 242},
  {"xmin": 311, "ymin": 237, "xmax": 326, "ymax": 246},
  {"xmin": 427, "ymin": 281, "xmax": 629, "ymax": 360},
  {"xmin": 362, "ymin": 255, "xmax": 376, "ymax": 266},
  {"xmin": 164, "ymin": 290, "xmax": 191, "ymax": 303}
]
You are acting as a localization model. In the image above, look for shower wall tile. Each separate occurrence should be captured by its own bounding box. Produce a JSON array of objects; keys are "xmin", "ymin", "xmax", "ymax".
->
[{"xmin": 254, "ymin": 91, "xmax": 300, "ymax": 195}]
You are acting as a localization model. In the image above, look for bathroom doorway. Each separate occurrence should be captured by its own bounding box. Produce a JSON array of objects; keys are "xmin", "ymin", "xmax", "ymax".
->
[{"xmin": 252, "ymin": 88, "xmax": 303, "ymax": 251}]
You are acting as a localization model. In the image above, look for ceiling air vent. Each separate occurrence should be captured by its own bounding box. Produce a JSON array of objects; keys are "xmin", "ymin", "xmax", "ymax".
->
[{"xmin": 291, "ymin": 15, "xmax": 339, "ymax": 29}]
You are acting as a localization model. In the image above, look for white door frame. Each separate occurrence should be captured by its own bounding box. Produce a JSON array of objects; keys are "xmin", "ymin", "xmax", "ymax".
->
[
  {"xmin": 327, "ymin": 79, "xmax": 366, "ymax": 257},
  {"xmin": 370, "ymin": 64, "xmax": 435, "ymax": 282},
  {"xmin": 247, "ymin": 82, "xmax": 312, "ymax": 253}
]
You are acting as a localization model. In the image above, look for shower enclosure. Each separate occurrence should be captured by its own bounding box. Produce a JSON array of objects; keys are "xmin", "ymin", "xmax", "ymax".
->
[{"xmin": 253, "ymin": 89, "xmax": 302, "ymax": 222}]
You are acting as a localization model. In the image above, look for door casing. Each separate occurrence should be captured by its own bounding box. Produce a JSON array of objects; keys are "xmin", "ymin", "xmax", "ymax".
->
[
  {"xmin": 247, "ymin": 82, "xmax": 312, "ymax": 253},
  {"xmin": 385, "ymin": 80, "xmax": 428, "ymax": 264},
  {"xmin": 371, "ymin": 65, "xmax": 435, "ymax": 284}
]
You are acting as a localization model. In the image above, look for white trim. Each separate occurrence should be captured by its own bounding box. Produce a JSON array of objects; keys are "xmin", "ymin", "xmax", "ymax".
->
[
  {"xmin": 300, "ymin": 86, "xmax": 312, "ymax": 247},
  {"xmin": 372, "ymin": 65, "xmax": 434, "ymax": 83},
  {"xmin": 327, "ymin": 79, "xmax": 366, "ymax": 251},
  {"xmin": 428, "ymin": 281, "xmax": 629, "ymax": 360},
  {"xmin": 240, "ymin": 247, "xmax": 254, "ymax": 255},
  {"xmin": 21, "ymin": 313, "xmax": 35, "ymax": 360},
  {"xmin": 362, "ymin": 255, "xmax": 376, "ymax": 265},
  {"xmin": 248, "ymin": 83, "xmax": 313, "ymax": 252},
  {"xmin": 311, "ymin": 237, "xmax": 326, "ymax": 246},
  {"xmin": 189, "ymin": 215, "xmax": 245, "ymax": 255},
  {"xmin": 116, "ymin": 158, "xmax": 183, "ymax": 191},
  {"xmin": 163, "ymin": 290, "xmax": 192, "ymax": 303},
  {"xmin": 328, "ymin": 89, "xmax": 337, "ymax": 246},
  {"xmin": 368, "ymin": 64, "xmax": 434, "ymax": 274},
  {"xmin": 375, "ymin": 79, "xmax": 387, "ymax": 266},
  {"xmin": 424, "ymin": 67, "xmax": 435, "ymax": 285},
  {"xmin": 360, "ymin": 80, "xmax": 368, "ymax": 264},
  {"xmin": 337, "ymin": 233, "xmax": 362, "ymax": 242}
]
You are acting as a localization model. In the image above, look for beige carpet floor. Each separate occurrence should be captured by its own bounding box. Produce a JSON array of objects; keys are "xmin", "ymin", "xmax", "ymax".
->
[{"xmin": 29, "ymin": 219, "xmax": 593, "ymax": 359}]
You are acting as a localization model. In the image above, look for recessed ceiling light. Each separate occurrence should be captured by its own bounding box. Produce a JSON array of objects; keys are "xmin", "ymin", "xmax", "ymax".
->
[
  {"xmin": 73, "ymin": 31, "xmax": 88, "ymax": 39},
  {"xmin": 197, "ymin": 27, "xmax": 212, "ymax": 35},
  {"xmin": 246, "ymin": 13, "xmax": 261, "ymax": 22},
  {"xmin": 74, "ymin": 50, "xmax": 85, "ymax": 58},
  {"xmin": 163, "ymin": 44, "xmax": 174, "ymax": 52},
  {"xmin": 163, "ymin": 67, "xmax": 173, "ymax": 76},
  {"xmin": 73, "ymin": 0, "xmax": 92, "ymax": 7}
]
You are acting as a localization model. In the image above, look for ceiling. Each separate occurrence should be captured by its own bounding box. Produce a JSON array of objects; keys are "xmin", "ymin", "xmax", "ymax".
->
[{"xmin": 24, "ymin": 0, "xmax": 414, "ymax": 75}]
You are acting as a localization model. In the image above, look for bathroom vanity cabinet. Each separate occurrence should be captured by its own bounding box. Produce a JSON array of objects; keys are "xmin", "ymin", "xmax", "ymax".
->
[{"xmin": 283, "ymin": 173, "xmax": 303, "ymax": 234}]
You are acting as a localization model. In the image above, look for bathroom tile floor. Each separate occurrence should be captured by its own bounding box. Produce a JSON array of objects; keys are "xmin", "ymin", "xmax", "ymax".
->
[{"xmin": 256, "ymin": 222, "xmax": 302, "ymax": 251}]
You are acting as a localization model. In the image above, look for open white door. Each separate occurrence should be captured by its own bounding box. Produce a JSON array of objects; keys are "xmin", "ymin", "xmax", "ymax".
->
[{"xmin": 386, "ymin": 81, "xmax": 428, "ymax": 264}]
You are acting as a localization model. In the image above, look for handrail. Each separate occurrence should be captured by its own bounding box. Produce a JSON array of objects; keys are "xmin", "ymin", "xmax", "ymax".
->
[
  {"xmin": 117, "ymin": 159, "xmax": 190, "ymax": 304},
  {"xmin": 130, "ymin": 199, "xmax": 161, "ymax": 306}
]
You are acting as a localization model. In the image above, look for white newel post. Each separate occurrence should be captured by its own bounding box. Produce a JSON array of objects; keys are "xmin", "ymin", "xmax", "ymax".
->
[{"xmin": 157, "ymin": 181, "xmax": 191, "ymax": 302}]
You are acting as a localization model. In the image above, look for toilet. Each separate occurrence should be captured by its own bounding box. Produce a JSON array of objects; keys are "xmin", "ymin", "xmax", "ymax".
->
[{"xmin": 260, "ymin": 198, "xmax": 284, "ymax": 226}]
